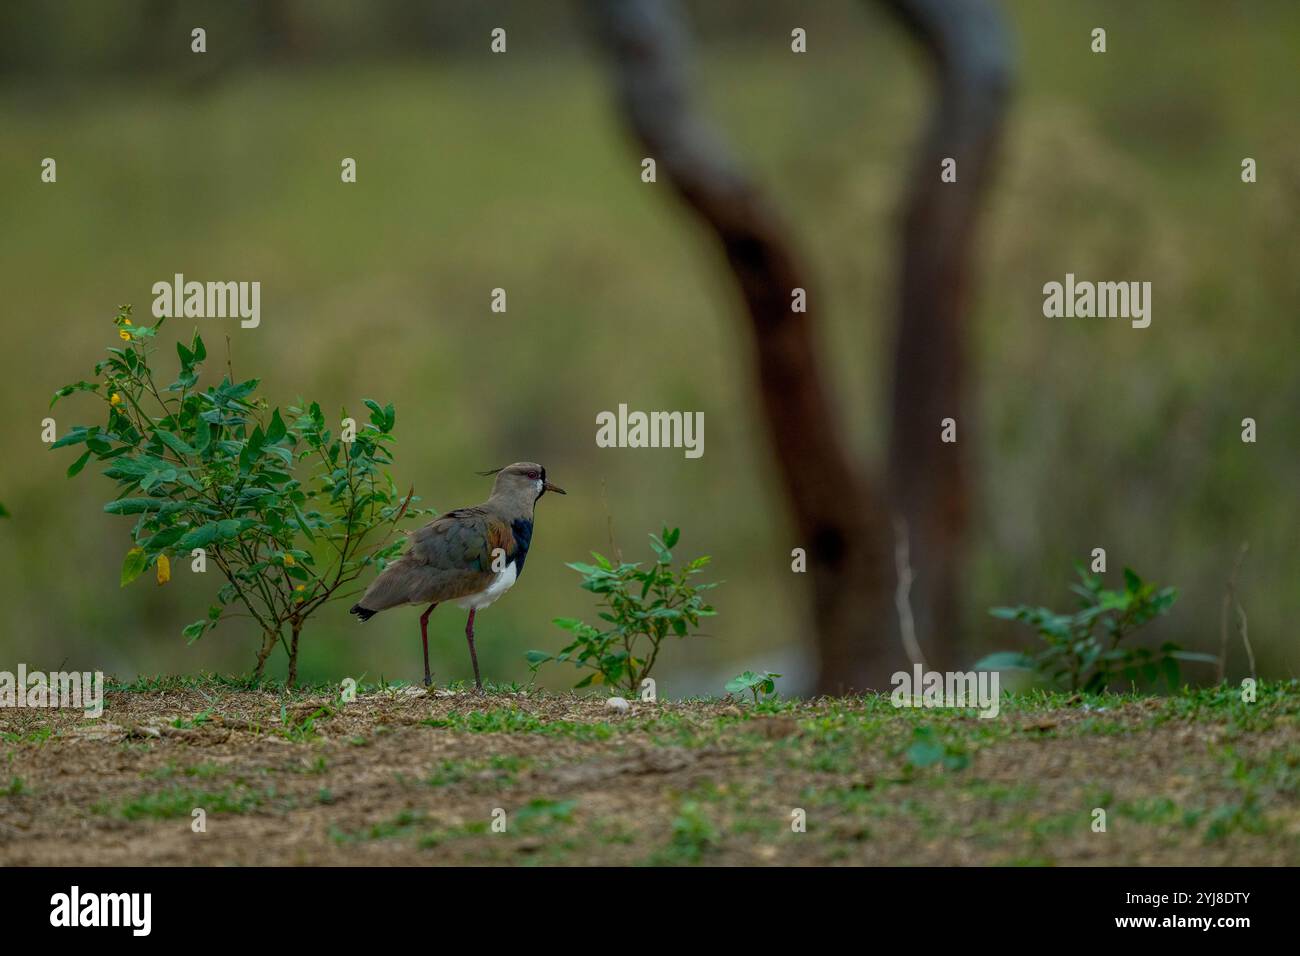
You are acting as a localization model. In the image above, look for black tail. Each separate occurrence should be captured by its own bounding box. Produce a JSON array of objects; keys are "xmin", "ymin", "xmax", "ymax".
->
[{"xmin": 349, "ymin": 603, "xmax": 377, "ymax": 622}]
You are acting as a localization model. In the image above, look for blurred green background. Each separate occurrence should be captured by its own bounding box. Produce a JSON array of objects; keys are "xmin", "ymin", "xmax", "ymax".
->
[{"xmin": 1, "ymin": 1, "xmax": 1296, "ymax": 694}]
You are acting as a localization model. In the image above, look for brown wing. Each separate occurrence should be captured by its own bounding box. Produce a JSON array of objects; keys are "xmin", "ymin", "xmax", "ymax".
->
[{"xmin": 355, "ymin": 508, "xmax": 516, "ymax": 612}]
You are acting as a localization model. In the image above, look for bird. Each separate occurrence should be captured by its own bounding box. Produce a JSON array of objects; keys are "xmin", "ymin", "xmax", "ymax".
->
[{"xmin": 349, "ymin": 462, "xmax": 565, "ymax": 691}]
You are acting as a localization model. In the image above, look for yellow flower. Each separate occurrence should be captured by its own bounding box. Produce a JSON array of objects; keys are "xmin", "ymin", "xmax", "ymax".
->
[
  {"xmin": 283, "ymin": 554, "xmax": 296, "ymax": 567},
  {"xmin": 123, "ymin": 318, "xmax": 132, "ymax": 326},
  {"xmin": 156, "ymin": 554, "xmax": 171, "ymax": 585},
  {"xmin": 110, "ymin": 393, "xmax": 122, "ymax": 405},
  {"xmin": 119, "ymin": 329, "xmax": 132, "ymax": 341}
]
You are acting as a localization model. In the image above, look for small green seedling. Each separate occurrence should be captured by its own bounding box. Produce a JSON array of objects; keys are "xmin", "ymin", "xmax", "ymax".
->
[
  {"xmin": 905, "ymin": 726, "xmax": 969, "ymax": 772},
  {"xmin": 528, "ymin": 527, "xmax": 719, "ymax": 694},
  {"xmin": 725, "ymin": 670, "xmax": 781, "ymax": 703}
]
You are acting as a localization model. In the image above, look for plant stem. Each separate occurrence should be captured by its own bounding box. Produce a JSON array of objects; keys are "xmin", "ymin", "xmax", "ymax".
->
[{"xmin": 287, "ymin": 619, "xmax": 302, "ymax": 688}]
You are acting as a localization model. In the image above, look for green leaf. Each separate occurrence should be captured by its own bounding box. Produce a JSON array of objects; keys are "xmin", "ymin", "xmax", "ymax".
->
[
  {"xmin": 648, "ymin": 535, "xmax": 672, "ymax": 563},
  {"xmin": 357, "ymin": 400, "xmax": 398, "ymax": 433},
  {"xmin": 725, "ymin": 671, "xmax": 758, "ymax": 693},
  {"xmin": 104, "ymin": 497, "xmax": 168, "ymax": 515},
  {"xmin": 364, "ymin": 399, "xmax": 390, "ymax": 432},
  {"xmin": 120, "ymin": 548, "xmax": 148, "ymax": 587},
  {"xmin": 239, "ymin": 425, "xmax": 266, "ymax": 472},
  {"xmin": 906, "ymin": 729, "xmax": 946, "ymax": 769},
  {"xmin": 176, "ymin": 518, "xmax": 251, "ymax": 550},
  {"xmin": 156, "ymin": 430, "xmax": 198, "ymax": 457},
  {"xmin": 291, "ymin": 503, "xmax": 317, "ymax": 542},
  {"xmin": 142, "ymin": 526, "xmax": 187, "ymax": 551},
  {"xmin": 50, "ymin": 381, "xmax": 99, "ymax": 407},
  {"xmin": 972, "ymin": 651, "xmax": 1036, "ymax": 671},
  {"xmin": 988, "ymin": 606, "xmax": 1023, "ymax": 620},
  {"xmin": 1168, "ymin": 650, "xmax": 1218, "ymax": 664},
  {"xmin": 49, "ymin": 426, "xmax": 98, "ymax": 450},
  {"xmin": 942, "ymin": 751, "xmax": 970, "ymax": 771},
  {"xmin": 66, "ymin": 450, "xmax": 92, "ymax": 477},
  {"xmin": 1122, "ymin": 567, "xmax": 1142, "ymax": 594},
  {"xmin": 223, "ymin": 378, "xmax": 260, "ymax": 402},
  {"xmin": 266, "ymin": 408, "xmax": 287, "ymax": 444},
  {"xmin": 189, "ymin": 422, "xmax": 213, "ymax": 454}
]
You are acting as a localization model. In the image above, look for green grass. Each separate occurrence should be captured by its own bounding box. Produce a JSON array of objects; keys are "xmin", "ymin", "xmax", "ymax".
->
[
  {"xmin": 101, "ymin": 784, "xmax": 268, "ymax": 821},
  {"xmin": 11, "ymin": 678, "xmax": 1298, "ymax": 864},
  {"xmin": 170, "ymin": 708, "xmax": 216, "ymax": 730},
  {"xmin": 106, "ymin": 672, "xmax": 423, "ymax": 697},
  {"xmin": 0, "ymin": 727, "xmax": 53, "ymax": 746},
  {"xmin": 329, "ymin": 804, "xmax": 574, "ymax": 849},
  {"xmin": 426, "ymin": 754, "xmax": 530, "ymax": 788},
  {"xmin": 654, "ymin": 800, "xmax": 722, "ymax": 865},
  {"xmin": 421, "ymin": 707, "xmax": 616, "ymax": 740}
]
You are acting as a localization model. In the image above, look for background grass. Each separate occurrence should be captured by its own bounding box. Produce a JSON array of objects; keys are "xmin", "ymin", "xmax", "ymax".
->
[{"xmin": 0, "ymin": 1, "xmax": 1296, "ymax": 693}]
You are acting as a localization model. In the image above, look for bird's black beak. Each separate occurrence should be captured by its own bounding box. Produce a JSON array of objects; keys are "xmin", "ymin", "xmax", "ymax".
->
[{"xmin": 543, "ymin": 480, "xmax": 566, "ymax": 496}]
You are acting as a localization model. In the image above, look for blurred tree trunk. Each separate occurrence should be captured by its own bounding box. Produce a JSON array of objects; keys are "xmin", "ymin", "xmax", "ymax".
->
[
  {"xmin": 588, "ymin": 0, "xmax": 1011, "ymax": 691},
  {"xmin": 258, "ymin": 0, "xmax": 307, "ymax": 59},
  {"xmin": 878, "ymin": 0, "xmax": 1013, "ymax": 669},
  {"xmin": 588, "ymin": 0, "xmax": 894, "ymax": 691}
]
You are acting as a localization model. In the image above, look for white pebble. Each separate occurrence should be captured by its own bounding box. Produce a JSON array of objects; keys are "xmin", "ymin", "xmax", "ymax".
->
[{"xmin": 605, "ymin": 696, "xmax": 631, "ymax": 713}]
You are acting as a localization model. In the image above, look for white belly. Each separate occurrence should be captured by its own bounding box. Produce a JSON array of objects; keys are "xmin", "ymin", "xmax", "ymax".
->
[{"xmin": 456, "ymin": 564, "xmax": 518, "ymax": 610}]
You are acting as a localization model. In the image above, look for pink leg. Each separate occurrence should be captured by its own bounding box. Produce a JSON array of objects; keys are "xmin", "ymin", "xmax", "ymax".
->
[
  {"xmin": 420, "ymin": 603, "xmax": 437, "ymax": 686},
  {"xmin": 465, "ymin": 608, "xmax": 483, "ymax": 692}
]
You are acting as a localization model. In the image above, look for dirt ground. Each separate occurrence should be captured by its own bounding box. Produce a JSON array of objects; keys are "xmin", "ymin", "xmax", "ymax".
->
[{"xmin": 1, "ymin": 680, "xmax": 1296, "ymax": 865}]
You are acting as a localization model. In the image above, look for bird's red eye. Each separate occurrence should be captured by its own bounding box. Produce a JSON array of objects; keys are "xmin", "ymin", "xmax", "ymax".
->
[{"xmin": 527, "ymin": 471, "xmax": 540, "ymax": 480}]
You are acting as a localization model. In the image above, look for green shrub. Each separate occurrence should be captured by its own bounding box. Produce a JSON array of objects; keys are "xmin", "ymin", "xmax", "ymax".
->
[
  {"xmin": 977, "ymin": 563, "xmax": 1215, "ymax": 692},
  {"xmin": 527, "ymin": 527, "xmax": 719, "ymax": 694},
  {"xmin": 51, "ymin": 305, "xmax": 431, "ymax": 684}
]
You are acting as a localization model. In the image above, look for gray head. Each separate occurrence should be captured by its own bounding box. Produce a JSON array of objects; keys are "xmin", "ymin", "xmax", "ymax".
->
[{"xmin": 482, "ymin": 462, "xmax": 566, "ymax": 506}]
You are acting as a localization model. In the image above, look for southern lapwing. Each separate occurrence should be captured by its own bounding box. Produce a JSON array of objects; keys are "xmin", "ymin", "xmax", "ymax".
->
[{"xmin": 349, "ymin": 462, "xmax": 565, "ymax": 691}]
